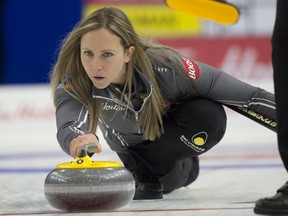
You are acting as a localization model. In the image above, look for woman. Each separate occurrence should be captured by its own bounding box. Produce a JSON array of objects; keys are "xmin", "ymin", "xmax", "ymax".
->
[{"xmin": 50, "ymin": 7, "xmax": 276, "ymax": 200}]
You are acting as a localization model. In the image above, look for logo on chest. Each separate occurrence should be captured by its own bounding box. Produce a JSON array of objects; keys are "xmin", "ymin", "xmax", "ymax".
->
[{"xmin": 103, "ymin": 102, "xmax": 126, "ymax": 112}]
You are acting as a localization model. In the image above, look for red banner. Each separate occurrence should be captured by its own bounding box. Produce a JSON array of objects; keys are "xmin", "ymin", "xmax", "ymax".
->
[{"xmin": 158, "ymin": 36, "xmax": 273, "ymax": 79}]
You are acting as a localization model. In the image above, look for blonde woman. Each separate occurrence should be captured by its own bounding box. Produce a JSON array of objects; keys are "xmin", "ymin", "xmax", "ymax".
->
[{"xmin": 50, "ymin": 7, "xmax": 276, "ymax": 200}]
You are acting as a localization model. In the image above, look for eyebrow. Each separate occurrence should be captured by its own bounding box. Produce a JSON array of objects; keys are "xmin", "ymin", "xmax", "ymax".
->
[
  {"xmin": 80, "ymin": 48, "xmax": 116, "ymax": 52},
  {"xmin": 100, "ymin": 49, "xmax": 116, "ymax": 52}
]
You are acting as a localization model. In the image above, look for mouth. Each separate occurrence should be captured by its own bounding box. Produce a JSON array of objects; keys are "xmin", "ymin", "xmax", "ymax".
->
[{"xmin": 93, "ymin": 76, "xmax": 105, "ymax": 81}]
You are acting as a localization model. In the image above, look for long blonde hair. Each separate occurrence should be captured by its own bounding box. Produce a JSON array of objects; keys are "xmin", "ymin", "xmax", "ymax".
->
[{"xmin": 50, "ymin": 7, "xmax": 186, "ymax": 141}]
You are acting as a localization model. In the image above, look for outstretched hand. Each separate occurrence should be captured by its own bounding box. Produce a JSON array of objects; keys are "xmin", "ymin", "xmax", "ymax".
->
[{"xmin": 70, "ymin": 134, "xmax": 102, "ymax": 158}]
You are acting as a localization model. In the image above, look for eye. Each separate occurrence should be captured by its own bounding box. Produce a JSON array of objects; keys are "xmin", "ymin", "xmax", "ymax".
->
[
  {"xmin": 103, "ymin": 52, "xmax": 113, "ymax": 57},
  {"xmin": 83, "ymin": 50, "xmax": 93, "ymax": 57}
]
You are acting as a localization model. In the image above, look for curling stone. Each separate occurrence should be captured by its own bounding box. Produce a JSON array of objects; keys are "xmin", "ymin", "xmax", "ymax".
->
[{"xmin": 44, "ymin": 144, "xmax": 135, "ymax": 211}]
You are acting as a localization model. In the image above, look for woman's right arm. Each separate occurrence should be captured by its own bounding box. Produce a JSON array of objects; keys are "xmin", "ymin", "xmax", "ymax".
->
[{"xmin": 54, "ymin": 84, "xmax": 100, "ymax": 156}]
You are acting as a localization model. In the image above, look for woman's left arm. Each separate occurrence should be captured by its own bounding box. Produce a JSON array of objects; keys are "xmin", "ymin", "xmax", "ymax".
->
[{"xmin": 178, "ymin": 58, "xmax": 276, "ymax": 121}]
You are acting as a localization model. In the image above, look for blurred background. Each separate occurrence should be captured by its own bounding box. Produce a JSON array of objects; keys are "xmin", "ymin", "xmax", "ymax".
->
[
  {"xmin": 0, "ymin": 0, "xmax": 276, "ymax": 85},
  {"xmin": 0, "ymin": 0, "xmax": 277, "ymax": 159}
]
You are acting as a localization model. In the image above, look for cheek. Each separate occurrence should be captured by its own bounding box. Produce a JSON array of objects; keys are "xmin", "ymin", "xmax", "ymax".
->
[
  {"xmin": 80, "ymin": 57, "xmax": 90, "ymax": 73},
  {"xmin": 115, "ymin": 57, "xmax": 127, "ymax": 69},
  {"xmin": 107, "ymin": 58, "xmax": 124, "ymax": 70},
  {"xmin": 80, "ymin": 54, "xmax": 85, "ymax": 64},
  {"xmin": 80, "ymin": 55, "xmax": 86, "ymax": 69}
]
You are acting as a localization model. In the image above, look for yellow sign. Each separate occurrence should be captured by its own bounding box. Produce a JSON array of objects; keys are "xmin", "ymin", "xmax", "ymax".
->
[{"xmin": 83, "ymin": 4, "xmax": 202, "ymax": 37}]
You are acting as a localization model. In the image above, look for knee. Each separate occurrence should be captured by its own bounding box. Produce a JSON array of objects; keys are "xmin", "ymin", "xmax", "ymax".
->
[{"xmin": 174, "ymin": 98, "xmax": 227, "ymax": 153}]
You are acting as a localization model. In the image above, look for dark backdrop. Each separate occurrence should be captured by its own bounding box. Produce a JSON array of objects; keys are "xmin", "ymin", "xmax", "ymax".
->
[{"xmin": 1, "ymin": 0, "xmax": 81, "ymax": 84}]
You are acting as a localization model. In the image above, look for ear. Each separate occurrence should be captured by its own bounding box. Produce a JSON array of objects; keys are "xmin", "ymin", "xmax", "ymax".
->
[{"xmin": 124, "ymin": 46, "xmax": 135, "ymax": 63}]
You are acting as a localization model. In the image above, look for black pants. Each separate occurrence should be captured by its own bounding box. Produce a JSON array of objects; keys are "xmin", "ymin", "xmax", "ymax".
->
[
  {"xmin": 272, "ymin": 0, "xmax": 288, "ymax": 172},
  {"xmin": 118, "ymin": 98, "xmax": 227, "ymax": 192}
]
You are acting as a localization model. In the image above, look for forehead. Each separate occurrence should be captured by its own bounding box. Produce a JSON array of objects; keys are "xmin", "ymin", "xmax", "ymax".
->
[{"xmin": 81, "ymin": 28, "xmax": 122, "ymax": 49}]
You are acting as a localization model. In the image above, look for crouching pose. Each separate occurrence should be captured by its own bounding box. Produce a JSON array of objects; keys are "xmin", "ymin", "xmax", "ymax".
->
[{"xmin": 50, "ymin": 7, "xmax": 276, "ymax": 200}]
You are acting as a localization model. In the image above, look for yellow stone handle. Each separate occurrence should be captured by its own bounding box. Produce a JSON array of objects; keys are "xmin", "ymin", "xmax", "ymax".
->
[
  {"xmin": 56, "ymin": 144, "xmax": 123, "ymax": 169},
  {"xmin": 56, "ymin": 156, "xmax": 123, "ymax": 169}
]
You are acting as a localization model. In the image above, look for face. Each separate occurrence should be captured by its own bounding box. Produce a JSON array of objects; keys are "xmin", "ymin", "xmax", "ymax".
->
[{"xmin": 80, "ymin": 28, "xmax": 135, "ymax": 89}]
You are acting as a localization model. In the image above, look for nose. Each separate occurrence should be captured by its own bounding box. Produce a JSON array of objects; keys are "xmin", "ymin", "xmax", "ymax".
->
[{"xmin": 91, "ymin": 58, "xmax": 102, "ymax": 71}]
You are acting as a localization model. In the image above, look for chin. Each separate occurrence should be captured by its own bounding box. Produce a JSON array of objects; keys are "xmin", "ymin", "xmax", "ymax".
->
[{"xmin": 93, "ymin": 83, "xmax": 109, "ymax": 89}]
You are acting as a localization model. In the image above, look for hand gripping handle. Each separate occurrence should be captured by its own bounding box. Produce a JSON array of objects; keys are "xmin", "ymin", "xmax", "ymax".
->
[{"xmin": 77, "ymin": 144, "xmax": 98, "ymax": 158}]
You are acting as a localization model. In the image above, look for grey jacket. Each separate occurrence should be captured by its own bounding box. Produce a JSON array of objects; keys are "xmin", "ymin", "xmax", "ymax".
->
[{"xmin": 55, "ymin": 53, "xmax": 276, "ymax": 155}]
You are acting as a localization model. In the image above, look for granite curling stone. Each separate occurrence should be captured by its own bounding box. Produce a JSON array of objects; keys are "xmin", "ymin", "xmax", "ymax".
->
[{"xmin": 44, "ymin": 144, "xmax": 135, "ymax": 211}]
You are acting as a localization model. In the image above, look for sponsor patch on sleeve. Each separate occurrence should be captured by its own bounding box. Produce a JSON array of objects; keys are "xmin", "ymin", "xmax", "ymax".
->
[
  {"xmin": 182, "ymin": 57, "xmax": 200, "ymax": 80},
  {"xmin": 56, "ymin": 82, "xmax": 72, "ymax": 89},
  {"xmin": 57, "ymin": 83, "xmax": 64, "ymax": 89}
]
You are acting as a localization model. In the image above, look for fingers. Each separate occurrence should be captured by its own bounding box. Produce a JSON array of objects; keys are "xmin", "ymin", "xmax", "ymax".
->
[
  {"xmin": 70, "ymin": 134, "xmax": 102, "ymax": 158},
  {"xmin": 95, "ymin": 145, "xmax": 102, "ymax": 153}
]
